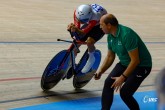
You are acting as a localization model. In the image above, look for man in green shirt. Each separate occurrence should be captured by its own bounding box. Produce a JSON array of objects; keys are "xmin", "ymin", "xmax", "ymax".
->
[{"xmin": 95, "ymin": 14, "xmax": 152, "ymax": 110}]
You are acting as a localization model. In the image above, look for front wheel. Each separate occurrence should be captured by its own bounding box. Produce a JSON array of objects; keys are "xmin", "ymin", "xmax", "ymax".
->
[
  {"xmin": 41, "ymin": 50, "xmax": 70, "ymax": 91},
  {"xmin": 73, "ymin": 49, "xmax": 101, "ymax": 89}
]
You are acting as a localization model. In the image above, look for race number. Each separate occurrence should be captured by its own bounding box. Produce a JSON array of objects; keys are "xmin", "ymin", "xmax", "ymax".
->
[{"xmin": 91, "ymin": 4, "xmax": 104, "ymax": 12}]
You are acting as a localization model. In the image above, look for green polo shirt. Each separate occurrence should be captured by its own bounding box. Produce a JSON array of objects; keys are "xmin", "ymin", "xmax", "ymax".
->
[{"xmin": 107, "ymin": 24, "xmax": 152, "ymax": 67}]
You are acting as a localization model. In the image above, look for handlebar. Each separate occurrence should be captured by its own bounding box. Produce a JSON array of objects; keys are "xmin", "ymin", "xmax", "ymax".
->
[
  {"xmin": 57, "ymin": 39, "xmax": 80, "ymax": 53},
  {"xmin": 57, "ymin": 39, "xmax": 87, "ymax": 53},
  {"xmin": 57, "ymin": 39, "xmax": 72, "ymax": 43},
  {"xmin": 57, "ymin": 39, "xmax": 86, "ymax": 45},
  {"xmin": 57, "ymin": 30, "xmax": 87, "ymax": 53}
]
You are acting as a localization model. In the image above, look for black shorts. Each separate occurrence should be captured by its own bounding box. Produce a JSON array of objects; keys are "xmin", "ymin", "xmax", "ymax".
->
[{"xmin": 80, "ymin": 24, "xmax": 104, "ymax": 42}]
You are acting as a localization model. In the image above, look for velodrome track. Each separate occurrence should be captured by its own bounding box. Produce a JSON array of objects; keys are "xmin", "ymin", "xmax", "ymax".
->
[{"xmin": 0, "ymin": 0, "xmax": 165, "ymax": 110}]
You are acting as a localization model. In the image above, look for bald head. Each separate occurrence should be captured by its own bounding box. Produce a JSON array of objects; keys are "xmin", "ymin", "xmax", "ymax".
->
[{"xmin": 101, "ymin": 14, "xmax": 118, "ymax": 26}]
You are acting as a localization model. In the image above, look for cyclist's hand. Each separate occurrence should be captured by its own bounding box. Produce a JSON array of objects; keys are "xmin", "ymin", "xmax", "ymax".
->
[
  {"xmin": 67, "ymin": 23, "xmax": 75, "ymax": 31},
  {"xmin": 94, "ymin": 73, "xmax": 102, "ymax": 80},
  {"xmin": 70, "ymin": 25, "xmax": 78, "ymax": 33}
]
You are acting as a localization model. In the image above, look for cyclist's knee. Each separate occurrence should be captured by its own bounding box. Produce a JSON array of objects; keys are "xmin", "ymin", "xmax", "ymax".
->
[{"xmin": 86, "ymin": 37, "xmax": 96, "ymax": 45}]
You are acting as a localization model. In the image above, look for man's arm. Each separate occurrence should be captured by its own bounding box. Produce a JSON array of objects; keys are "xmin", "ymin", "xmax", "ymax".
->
[
  {"xmin": 111, "ymin": 47, "xmax": 140, "ymax": 92},
  {"xmin": 122, "ymin": 48, "xmax": 140, "ymax": 77},
  {"xmin": 95, "ymin": 49, "xmax": 115, "ymax": 79}
]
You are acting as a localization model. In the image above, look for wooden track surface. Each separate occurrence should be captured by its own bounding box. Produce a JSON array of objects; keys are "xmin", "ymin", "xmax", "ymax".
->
[{"xmin": 0, "ymin": 0, "xmax": 165, "ymax": 109}]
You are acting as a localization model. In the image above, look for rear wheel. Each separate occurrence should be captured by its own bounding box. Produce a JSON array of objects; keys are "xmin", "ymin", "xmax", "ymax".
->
[
  {"xmin": 73, "ymin": 49, "xmax": 101, "ymax": 89},
  {"xmin": 41, "ymin": 50, "xmax": 70, "ymax": 91}
]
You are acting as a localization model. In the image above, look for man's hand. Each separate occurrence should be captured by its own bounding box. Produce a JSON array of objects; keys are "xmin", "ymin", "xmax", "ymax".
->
[
  {"xmin": 111, "ymin": 76, "xmax": 125, "ymax": 92},
  {"xmin": 94, "ymin": 73, "xmax": 102, "ymax": 80}
]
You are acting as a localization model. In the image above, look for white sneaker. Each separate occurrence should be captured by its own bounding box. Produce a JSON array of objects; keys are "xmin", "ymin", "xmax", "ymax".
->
[{"xmin": 81, "ymin": 52, "xmax": 95, "ymax": 73}]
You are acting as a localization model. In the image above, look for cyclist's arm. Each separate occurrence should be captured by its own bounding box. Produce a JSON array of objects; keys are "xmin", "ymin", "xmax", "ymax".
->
[
  {"xmin": 98, "ymin": 49, "xmax": 115, "ymax": 75},
  {"xmin": 73, "ymin": 20, "xmax": 97, "ymax": 36},
  {"xmin": 74, "ymin": 10, "xmax": 80, "ymax": 28},
  {"xmin": 82, "ymin": 20, "xmax": 97, "ymax": 34}
]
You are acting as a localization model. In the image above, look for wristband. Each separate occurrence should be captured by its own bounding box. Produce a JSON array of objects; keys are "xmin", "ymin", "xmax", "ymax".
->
[
  {"xmin": 95, "ymin": 73, "xmax": 102, "ymax": 79},
  {"xmin": 122, "ymin": 74, "xmax": 128, "ymax": 79}
]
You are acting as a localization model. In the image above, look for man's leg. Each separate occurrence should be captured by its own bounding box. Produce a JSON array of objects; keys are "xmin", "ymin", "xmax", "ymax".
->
[
  {"xmin": 81, "ymin": 37, "xmax": 96, "ymax": 73},
  {"xmin": 101, "ymin": 63, "xmax": 126, "ymax": 110},
  {"xmin": 120, "ymin": 67, "xmax": 151, "ymax": 110}
]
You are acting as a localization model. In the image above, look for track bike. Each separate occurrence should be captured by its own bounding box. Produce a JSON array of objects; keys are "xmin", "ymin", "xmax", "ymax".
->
[{"xmin": 41, "ymin": 33, "xmax": 101, "ymax": 91}]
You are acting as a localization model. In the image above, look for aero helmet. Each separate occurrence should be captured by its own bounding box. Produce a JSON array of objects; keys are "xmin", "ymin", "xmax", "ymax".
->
[{"xmin": 75, "ymin": 4, "xmax": 93, "ymax": 23}]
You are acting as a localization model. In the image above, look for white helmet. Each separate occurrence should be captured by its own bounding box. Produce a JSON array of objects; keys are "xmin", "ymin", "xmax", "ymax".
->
[{"xmin": 75, "ymin": 4, "xmax": 93, "ymax": 23}]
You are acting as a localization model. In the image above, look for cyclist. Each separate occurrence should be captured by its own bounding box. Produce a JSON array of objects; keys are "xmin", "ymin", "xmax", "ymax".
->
[{"xmin": 67, "ymin": 4, "xmax": 107, "ymax": 73}]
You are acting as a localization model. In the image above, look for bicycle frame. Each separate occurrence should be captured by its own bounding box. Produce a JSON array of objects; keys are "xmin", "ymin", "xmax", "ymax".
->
[{"xmin": 56, "ymin": 39, "xmax": 86, "ymax": 78}]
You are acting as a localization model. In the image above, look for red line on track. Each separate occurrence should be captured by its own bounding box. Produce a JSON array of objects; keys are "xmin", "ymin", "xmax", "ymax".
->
[{"xmin": 0, "ymin": 77, "xmax": 41, "ymax": 82}]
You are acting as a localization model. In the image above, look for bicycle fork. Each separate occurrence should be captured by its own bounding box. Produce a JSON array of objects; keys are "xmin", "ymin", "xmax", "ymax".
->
[{"xmin": 71, "ymin": 50, "xmax": 76, "ymax": 70}]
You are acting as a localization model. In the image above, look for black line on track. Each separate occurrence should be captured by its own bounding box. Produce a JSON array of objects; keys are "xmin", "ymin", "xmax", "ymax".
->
[{"xmin": 0, "ymin": 84, "xmax": 154, "ymax": 104}]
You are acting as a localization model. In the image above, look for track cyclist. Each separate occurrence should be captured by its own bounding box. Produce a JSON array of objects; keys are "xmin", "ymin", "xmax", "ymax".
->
[{"xmin": 67, "ymin": 4, "xmax": 107, "ymax": 74}]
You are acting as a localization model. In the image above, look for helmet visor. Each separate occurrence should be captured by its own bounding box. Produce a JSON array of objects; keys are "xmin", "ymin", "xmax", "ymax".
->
[
  {"xmin": 80, "ymin": 18, "xmax": 89, "ymax": 23},
  {"xmin": 78, "ymin": 18, "xmax": 89, "ymax": 23}
]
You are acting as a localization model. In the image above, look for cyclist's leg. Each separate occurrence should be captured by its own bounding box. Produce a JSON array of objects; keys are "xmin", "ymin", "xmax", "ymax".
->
[
  {"xmin": 81, "ymin": 37, "xmax": 96, "ymax": 73},
  {"xmin": 81, "ymin": 25, "xmax": 104, "ymax": 73},
  {"xmin": 86, "ymin": 37, "xmax": 96, "ymax": 52}
]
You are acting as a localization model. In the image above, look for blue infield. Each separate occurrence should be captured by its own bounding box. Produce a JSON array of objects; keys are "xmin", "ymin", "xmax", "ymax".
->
[{"xmin": 10, "ymin": 91, "xmax": 158, "ymax": 110}]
